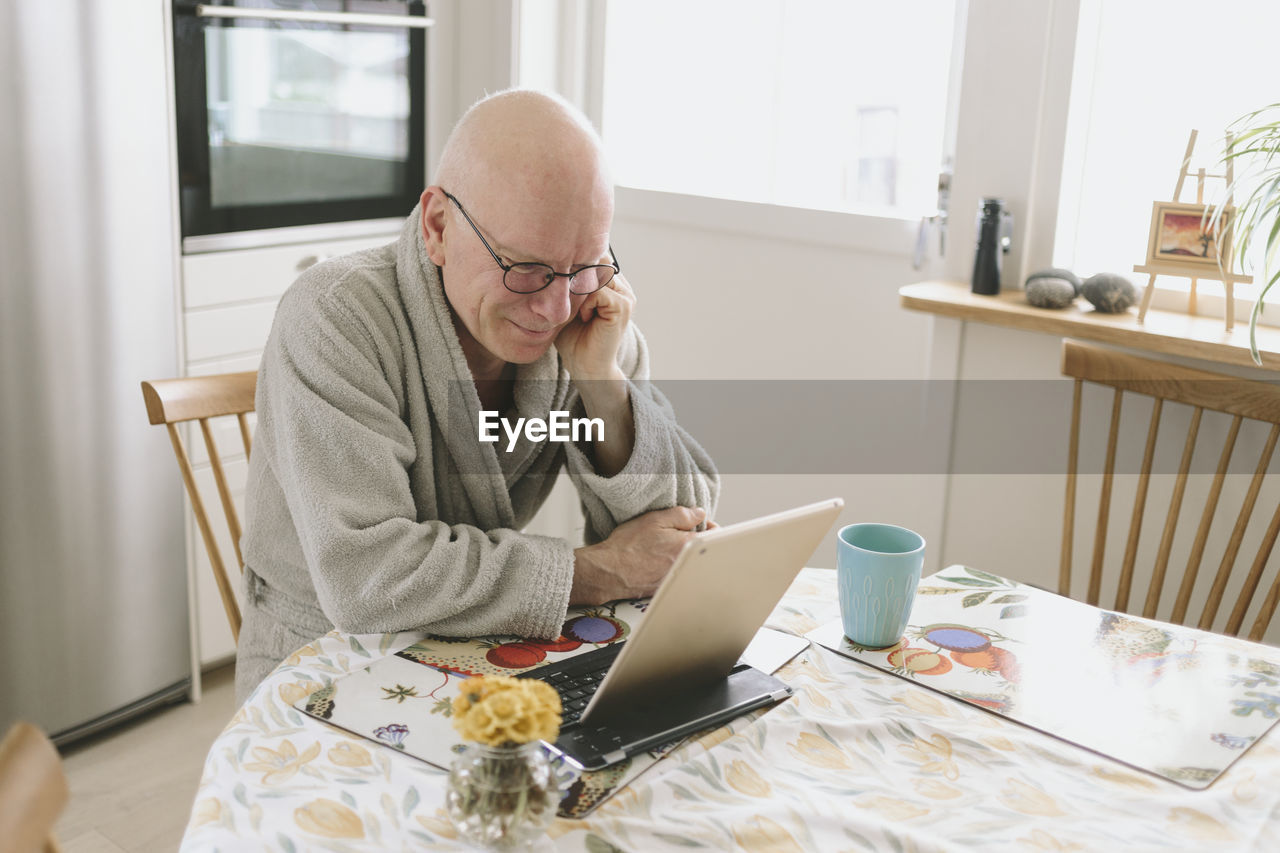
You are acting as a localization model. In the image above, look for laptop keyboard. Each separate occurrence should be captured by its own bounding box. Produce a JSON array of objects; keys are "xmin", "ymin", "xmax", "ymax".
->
[{"xmin": 515, "ymin": 642, "xmax": 624, "ymax": 727}]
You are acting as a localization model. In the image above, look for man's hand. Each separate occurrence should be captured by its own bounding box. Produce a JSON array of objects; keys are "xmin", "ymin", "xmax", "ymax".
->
[
  {"xmin": 555, "ymin": 273, "xmax": 637, "ymax": 476},
  {"xmin": 554, "ymin": 273, "xmax": 635, "ymax": 382},
  {"xmin": 569, "ymin": 505, "xmax": 707, "ymax": 604}
]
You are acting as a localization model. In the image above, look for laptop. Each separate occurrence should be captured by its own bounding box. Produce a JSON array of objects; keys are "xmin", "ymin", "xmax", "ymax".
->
[{"xmin": 517, "ymin": 497, "xmax": 844, "ymax": 770}]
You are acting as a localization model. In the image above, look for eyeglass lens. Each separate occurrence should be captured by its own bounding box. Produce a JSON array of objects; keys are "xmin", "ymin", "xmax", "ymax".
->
[{"xmin": 505, "ymin": 263, "xmax": 616, "ymax": 295}]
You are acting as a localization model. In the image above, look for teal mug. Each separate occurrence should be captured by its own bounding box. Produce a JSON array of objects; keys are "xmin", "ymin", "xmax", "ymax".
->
[{"xmin": 836, "ymin": 523, "xmax": 925, "ymax": 648}]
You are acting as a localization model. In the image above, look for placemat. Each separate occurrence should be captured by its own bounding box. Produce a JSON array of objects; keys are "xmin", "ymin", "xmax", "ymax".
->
[
  {"xmin": 293, "ymin": 599, "xmax": 807, "ymax": 817},
  {"xmin": 806, "ymin": 567, "xmax": 1280, "ymax": 789},
  {"xmin": 293, "ymin": 600, "xmax": 663, "ymax": 817}
]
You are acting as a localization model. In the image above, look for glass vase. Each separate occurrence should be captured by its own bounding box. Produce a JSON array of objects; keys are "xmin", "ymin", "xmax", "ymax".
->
[{"xmin": 445, "ymin": 741, "xmax": 578, "ymax": 850}]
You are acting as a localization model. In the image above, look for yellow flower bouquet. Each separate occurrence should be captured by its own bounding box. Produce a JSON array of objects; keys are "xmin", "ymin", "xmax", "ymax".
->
[
  {"xmin": 445, "ymin": 675, "xmax": 571, "ymax": 850},
  {"xmin": 451, "ymin": 675, "xmax": 562, "ymax": 746}
]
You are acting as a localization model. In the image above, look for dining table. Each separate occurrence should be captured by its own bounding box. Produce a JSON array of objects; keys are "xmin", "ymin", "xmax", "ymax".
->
[{"xmin": 179, "ymin": 567, "xmax": 1280, "ymax": 851}]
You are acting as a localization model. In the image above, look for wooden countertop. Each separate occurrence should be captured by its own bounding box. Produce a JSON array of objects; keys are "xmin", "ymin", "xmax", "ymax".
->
[{"xmin": 900, "ymin": 280, "xmax": 1280, "ymax": 372}]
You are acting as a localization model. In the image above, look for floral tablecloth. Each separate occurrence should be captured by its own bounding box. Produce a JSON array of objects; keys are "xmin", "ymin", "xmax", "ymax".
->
[{"xmin": 181, "ymin": 568, "xmax": 1280, "ymax": 851}]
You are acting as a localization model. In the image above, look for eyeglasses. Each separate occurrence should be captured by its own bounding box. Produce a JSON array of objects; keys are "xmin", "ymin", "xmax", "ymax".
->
[{"xmin": 442, "ymin": 190, "xmax": 620, "ymax": 295}]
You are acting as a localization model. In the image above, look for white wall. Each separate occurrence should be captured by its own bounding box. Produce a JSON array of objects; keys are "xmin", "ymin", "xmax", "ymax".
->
[{"xmin": 607, "ymin": 190, "xmax": 947, "ymax": 571}]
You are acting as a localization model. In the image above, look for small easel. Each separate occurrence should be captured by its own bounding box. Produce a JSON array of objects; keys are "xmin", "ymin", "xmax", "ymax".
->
[{"xmin": 1135, "ymin": 129, "xmax": 1253, "ymax": 332}]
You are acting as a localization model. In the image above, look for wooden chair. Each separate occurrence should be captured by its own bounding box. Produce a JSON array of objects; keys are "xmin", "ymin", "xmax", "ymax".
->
[
  {"xmin": 141, "ymin": 372, "xmax": 257, "ymax": 643},
  {"xmin": 0, "ymin": 722, "xmax": 68, "ymax": 853},
  {"xmin": 1060, "ymin": 341, "xmax": 1280, "ymax": 641}
]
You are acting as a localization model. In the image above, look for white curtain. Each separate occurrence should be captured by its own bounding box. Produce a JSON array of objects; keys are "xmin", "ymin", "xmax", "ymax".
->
[{"xmin": 0, "ymin": 0, "xmax": 190, "ymax": 735}]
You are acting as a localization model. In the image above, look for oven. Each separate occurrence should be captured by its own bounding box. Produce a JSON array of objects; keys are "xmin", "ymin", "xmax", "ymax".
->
[{"xmin": 172, "ymin": 0, "xmax": 430, "ymax": 246}]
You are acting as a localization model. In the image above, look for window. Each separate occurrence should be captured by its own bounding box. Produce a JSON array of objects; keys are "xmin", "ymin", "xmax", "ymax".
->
[
  {"xmin": 852, "ymin": 107, "xmax": 899, "ymax": 207},
  {"xmin": 596, "ymin": 0, "xmax": 960, "ymax": 219},
  {"xmin": 1055, "ymin": 0, "xmax": 1280, "ymax": 304}
]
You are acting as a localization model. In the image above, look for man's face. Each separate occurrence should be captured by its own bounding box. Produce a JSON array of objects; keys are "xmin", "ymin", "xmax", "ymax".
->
[{"xmin": 425, "ymin": 184, "xmax": 612, "ymax": 369}]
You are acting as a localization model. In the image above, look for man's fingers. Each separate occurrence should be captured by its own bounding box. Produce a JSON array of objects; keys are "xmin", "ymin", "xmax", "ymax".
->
[
  {"xmin": 587, "ymin": 279, "xmax": 631, "ymax": 323},
  {"xmin": 610, "ymin": 273, "xmax": 635, "ymax": 302},
  {"xmin": 653, "ymin": 505, "xmax": 707, "ymax": 530}
]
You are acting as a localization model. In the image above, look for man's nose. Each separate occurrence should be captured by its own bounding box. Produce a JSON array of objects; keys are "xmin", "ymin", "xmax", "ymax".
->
[{"xmin": 526, "ymin": 276, "xmax": 574, "ymax": 325}]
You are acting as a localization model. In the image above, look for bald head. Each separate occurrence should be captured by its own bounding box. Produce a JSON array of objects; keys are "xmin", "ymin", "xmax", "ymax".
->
[
  {"xmin": 434, "ymin": 89, "xmax": 612, "ymax": 222},
  {"xmin": 420, "ymin": 90, "xmax": 617, "ymax": 375}
]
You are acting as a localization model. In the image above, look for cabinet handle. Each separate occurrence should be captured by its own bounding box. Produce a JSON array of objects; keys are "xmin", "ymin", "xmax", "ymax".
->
[{"xmin": 296, "ymin": 254, "xmax": 328, "ymax": 272}]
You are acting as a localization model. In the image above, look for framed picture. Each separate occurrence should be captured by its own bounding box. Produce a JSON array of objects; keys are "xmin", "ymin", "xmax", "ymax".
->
[{"xmin": 1144, "ymin": 201, "xmax": 1234, "ymax": 273}]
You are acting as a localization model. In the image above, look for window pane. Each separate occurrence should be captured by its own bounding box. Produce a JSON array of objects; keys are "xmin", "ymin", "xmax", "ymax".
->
[
  {"xmin": 601, "ymin": 0, "xmax": 958, "ymax": 217},
  {"xmin": 1055, "ymin": 0, "xmax": 1280, "ymax": 301}
]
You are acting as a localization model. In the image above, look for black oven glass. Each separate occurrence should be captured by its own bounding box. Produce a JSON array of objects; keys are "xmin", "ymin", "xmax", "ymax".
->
[{"xmin": 174, "ymin": 0, "xmax": 426, "ymax": 237}]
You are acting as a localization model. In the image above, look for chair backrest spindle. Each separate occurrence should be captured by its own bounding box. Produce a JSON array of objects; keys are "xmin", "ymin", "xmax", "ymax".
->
[
  {"xmin": 1087, "ymin": 388, "xmax": 1125, "ymax": 606},
  {"xmin": 200, "ymin": 417, "xmax": 245, "ymax": 571},
  {"xmin": 1060, "ymin": 379, "xmax": 1083, "ymax": 598},
  {"xmin": 1145, "ymin": 406, "xmax": 1202, "ymax": 619},
  {"xmin": 1115, "ymin": 397, "xmax": 1163, "ymax": 612},
  {"xmin": 1171, "ymin": 414, "xmax": 1243, "ymax": 623},
  {"xmin": 1207, "ymin": 423, "xmax": 1280, "ymax": 632}
]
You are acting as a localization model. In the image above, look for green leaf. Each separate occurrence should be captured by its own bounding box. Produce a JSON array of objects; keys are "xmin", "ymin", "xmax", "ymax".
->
[
  {"xmin": 865, "ymin": 729, "xmax": 884, "ymax": 753},
  {"xmin": 278, "ymin": 834, "xmax": 297, "ymax": 853},
  {"xmin": 991, "ymin": 594, "xmax": 1028, "ymax": 604},
  {"xmin": 585, "ymin": 834, "xmax": 627, "ymax": 853},
  {"xmin": 844, "ymin": 829, "xmax": 876, "ymax": 848},
  {"xmin": 943, "ymin": 577, "xmax": 999, "ymax": 588},
  {"xmin": 669, "ymin": 783, "xmax": 699, "ymax": 801},
  {"xmin": 233, "ymin": 782, "xmax": 247, "ymax": 807},
  {"xmin": 1000, "ymin": 604, "xmax": 1028, "ymax": 620},
  {"xmin": 402, "ymin": 786, "xmax": 419, "ymax": 817},
  {"xmin": 915, "ymin": 585, "xmax": 968, "ymax": 594},
  {"xmin": 340, "ymin": 790, "xmax": 357, "ymax": 809},
  {"xmin": 654, "ymin": 832, "xmax": 704, "ymax": 847},
  {"xmin": 962, "ymin": 591, "xmax": 993, "ymax": 608},
  {"xmin": 964, "ymin": 567, "xmax": 1006, "ymax": 584},
  {"xmin": 349, "ymin": 636, "xmax": 370, "ymax": 657}
]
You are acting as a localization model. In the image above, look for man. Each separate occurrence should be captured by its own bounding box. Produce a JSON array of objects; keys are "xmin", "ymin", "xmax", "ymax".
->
[{"xmin": 235, "ymin": 90, "xmax": 719, "ymax": 703}]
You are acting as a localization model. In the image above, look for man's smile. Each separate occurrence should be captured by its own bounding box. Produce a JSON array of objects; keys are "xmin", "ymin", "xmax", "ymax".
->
[{"xmin": 509, "ymin": 319, "xmax": 559, "ymax": 339}]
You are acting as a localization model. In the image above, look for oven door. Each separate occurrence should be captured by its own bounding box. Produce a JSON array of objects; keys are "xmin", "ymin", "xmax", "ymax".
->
[{"xmin": 173, "ymin": 0, "xmax": 429, "ymax": 241}]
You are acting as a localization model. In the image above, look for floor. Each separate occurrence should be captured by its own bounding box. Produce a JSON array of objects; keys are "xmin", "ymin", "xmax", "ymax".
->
[{"xmin": 56, "ymin": 664, "xmax": 238, "ymax": 852}]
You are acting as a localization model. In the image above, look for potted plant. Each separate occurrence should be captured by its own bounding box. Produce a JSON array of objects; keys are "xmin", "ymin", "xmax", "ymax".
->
[{"xmin": 1216, "ymin": 103, "xmax": 1280, "ymax": 364}]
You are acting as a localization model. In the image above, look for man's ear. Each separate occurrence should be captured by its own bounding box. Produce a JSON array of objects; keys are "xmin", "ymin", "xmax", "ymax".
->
[{"xmin": 420, "ymin": 187, "xmax": 448, "ymax": 266}]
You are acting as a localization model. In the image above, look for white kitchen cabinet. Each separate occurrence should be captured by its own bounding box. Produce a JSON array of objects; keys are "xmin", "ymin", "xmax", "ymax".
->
[{"xmin": 180, "ymin": 231, "xmax": 397, "ymax": 668}]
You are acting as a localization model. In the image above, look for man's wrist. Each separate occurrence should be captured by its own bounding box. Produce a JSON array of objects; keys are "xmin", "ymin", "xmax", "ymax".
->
[
  {"xmin": 570, "ymin": 544, "xmax": 603, "ymax": 605},
  {"xmin": 573, "ymin": 366, "xmax": 628, "ymax": 412}
]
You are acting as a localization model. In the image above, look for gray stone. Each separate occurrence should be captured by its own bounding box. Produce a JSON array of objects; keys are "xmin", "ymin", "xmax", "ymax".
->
[
  {"xmin": 1081, "ymin": 273, "xmax": 1137, "ymax": 313},
  {"xmin": 1025, "ymin": 276, "xmax": 1077, "ymax": 309},
  {"xmin": 1026, "ymin": 267, "xmax": 1083, "ymax": 296}
]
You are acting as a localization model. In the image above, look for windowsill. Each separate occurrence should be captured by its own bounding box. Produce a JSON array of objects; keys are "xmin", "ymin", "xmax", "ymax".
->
[
  {"xmin": 613, "ymin": 186, "xmax": 920, "ymax": 258},
  {"xmin": 900, "ymin": 280, "xmax": 1280, "ymax": 371}
]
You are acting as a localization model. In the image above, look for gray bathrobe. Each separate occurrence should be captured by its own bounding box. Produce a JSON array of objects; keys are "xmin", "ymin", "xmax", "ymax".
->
[{"xmin": 234, "ymin": 207, "xmax": 719, "ymax": 702}]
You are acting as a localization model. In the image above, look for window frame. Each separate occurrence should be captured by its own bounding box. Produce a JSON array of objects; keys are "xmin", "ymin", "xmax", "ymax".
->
[{"xmin": 518, "ymin": 0, "xmax": 1086, "ymax": 271}]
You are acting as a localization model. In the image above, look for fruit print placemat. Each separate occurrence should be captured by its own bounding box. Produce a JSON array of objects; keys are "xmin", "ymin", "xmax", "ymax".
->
[
  {"xmin": 806, "ymin": 567, "xmax": 1280, "ymax": 789},
  {"xmin": 294, "ymin": 599, "xmax": 657, "ymax": 818}
]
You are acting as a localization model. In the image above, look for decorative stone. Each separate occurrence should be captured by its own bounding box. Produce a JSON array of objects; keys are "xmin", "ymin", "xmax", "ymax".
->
[
  {"xmin": 1081, "ymin": 273, "xmax": 1137, "ymax": 313},
  {"xmin": 1025, "ymin": 276, "xmax": 1077, "ymax": 309},
  {"xmin": 1026, "ymin": 267, "xmax": 1083, "ymax": 296}
]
